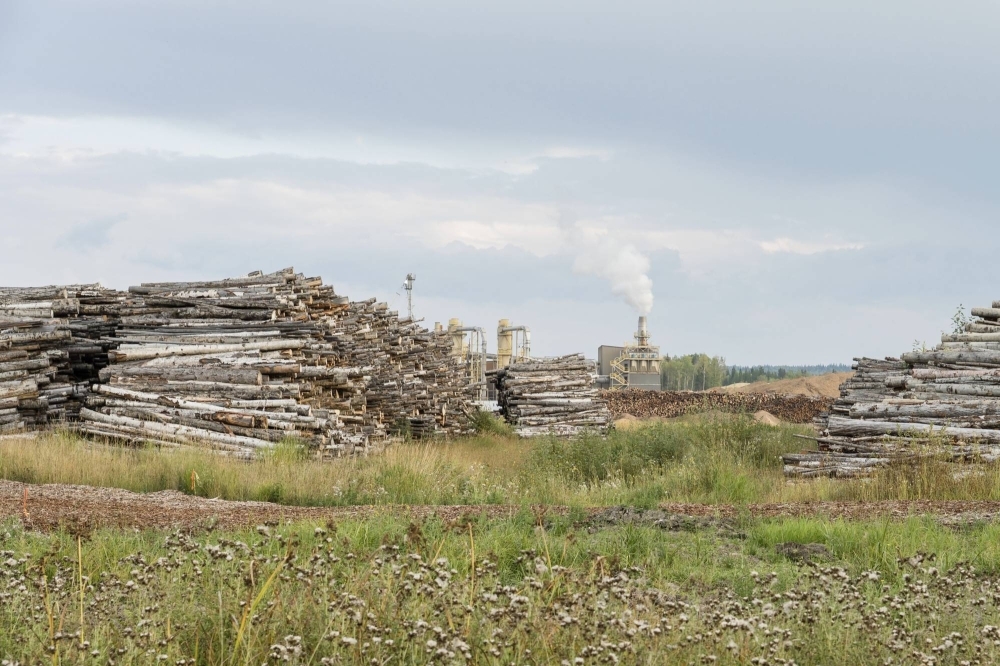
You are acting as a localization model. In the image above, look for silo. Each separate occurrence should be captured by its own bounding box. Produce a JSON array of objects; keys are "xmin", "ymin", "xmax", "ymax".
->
[
  {"xmin": 497, "ymin": 318, "xmax": 513, "ymax": 369},
  {"xmin": 448, "ymin": 318, "xmax": 466, "ymax": 358}
]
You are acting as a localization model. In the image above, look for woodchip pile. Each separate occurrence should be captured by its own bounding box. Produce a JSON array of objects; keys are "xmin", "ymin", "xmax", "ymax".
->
[
  {"xmin": 495, "ymin": 354, "xmax": 611, "ymax": 437},
  {"xmin": 0, "ymin": 268, "xmax": 473, "ymax": 455},
  {"xmin": 602, "ymin": 389, "xmax": 832, "ymax": 424},
  {"xmin": 786, "ymin": 303, "xmax": 1000, "ymax": 477}
]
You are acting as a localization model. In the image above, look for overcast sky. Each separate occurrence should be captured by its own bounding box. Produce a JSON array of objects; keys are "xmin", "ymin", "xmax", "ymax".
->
[{"xmin": 2, "ymin": 1, "xmax": 998, "ymax": 364}]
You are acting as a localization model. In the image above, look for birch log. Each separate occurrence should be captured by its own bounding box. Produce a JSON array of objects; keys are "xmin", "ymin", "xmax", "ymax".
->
[
  {"xmin": 786, "ymin": 301, "xmax": 1000, "ymax": 477},
  {"xmin": 496, "ymin": 354, "xmax": 611, "ymax": 437}
]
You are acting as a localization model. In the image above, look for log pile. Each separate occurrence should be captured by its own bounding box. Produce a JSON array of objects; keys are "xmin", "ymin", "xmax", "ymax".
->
[
  {"xmin": 602, "ymin": 389, "xmax": 832, "ymax": 424},
  {"xmin": 318, "ymin": 299, "xmax": 473, "ymax": 438},
  {"xmin": 82, "ymin": 329, "xmax": 351, "ymax": 456},
  {"xmin": 1, "ymin": 268, "xmax": 474, "ymax": 454},
  {"xmin": 820, "ymin": 357, "xmax": 905, "ymax": 421},
  {"xmin": 495, "ymin": 354, "xmax": 611, "ymax": 437},
  {"xmin": 785, "ymin": 303, "xmax": 1000, "ymax": 477},
  {"xmin": 0, "ymin": 319, "xmax": 75, "ymax": 430},
  {"xmin": 0, "ymin": 285, "xmax": 126, "ymax": 420}
]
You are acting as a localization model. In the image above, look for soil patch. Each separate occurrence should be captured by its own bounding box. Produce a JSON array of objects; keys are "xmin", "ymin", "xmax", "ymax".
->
[
  {"xmin": 4, "ymin": 480, "xmax": 552, "ymax": 532},
  {"xmin": 7, "ymin": 481, "xmax": 1000, "ymax": 532}
]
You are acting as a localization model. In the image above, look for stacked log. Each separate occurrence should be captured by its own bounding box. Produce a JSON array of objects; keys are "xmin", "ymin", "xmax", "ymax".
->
[
  {"xmin": 77, "ymin": 270, "xmax": 357, "ymax": 454},
  {"xmin": 0, "ymin": 285, "xmax": 126, "ymax": 420},
  {"xmin": 819, "ymin": 357, "xmax": 904, "ymax": 422},
  {"xmin": 75, "ymin": 268, "xmax": 471, "ymax": 453},
  {"xmin": 340, "ymin": 301, "xmax": 472, "ymax": 438},
  {"xmin": 0, "ymin": 284, "xmax": 126, "ymax": 382},
  {"xmin": 82, "ymin": 335, "xmax": 352, "ymax": 456},
  {"xmin": 298, "ymin": 298, "xmax": 472, "ymax": 439},
  {"xmin": 785, "ymin": 304, "xmax": 1000, "ymax": 477},
  {"xmin": 0, "ymin": 319, "xmax": 74, "ymax": 430},
  {"xmin": 602, "ymin": 389, "xmax": 832, "ymax": 424},
  {"xmin": 1, "ymin": 268, "xmax": 474, "ymax": 452},
  {"xmin": 495, "ymin": 354, "xmax": 611, "ymax": 437}
]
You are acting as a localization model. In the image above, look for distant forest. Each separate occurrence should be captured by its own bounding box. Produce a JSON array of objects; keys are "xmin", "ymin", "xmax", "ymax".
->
[{"xmin": 659, "ymin": 354, "xmax": 851, "ymax": 391}]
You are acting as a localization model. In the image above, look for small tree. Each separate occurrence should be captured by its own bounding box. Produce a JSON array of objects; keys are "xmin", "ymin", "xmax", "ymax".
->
[{"xmin": 952, "ymin": 304, "xmax": 970, "ymax": 335}]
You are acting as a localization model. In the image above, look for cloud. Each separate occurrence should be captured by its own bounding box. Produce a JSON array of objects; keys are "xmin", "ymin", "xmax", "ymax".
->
[
  {"xmin": 5, "ymin": 0, "xmax": 1000, "ymax": 203},
  {"xmin": 759, "ymin": 238, "xmax": 865, "ymax": 255},
  {"xmin": 0, "ymin": 136, "xmax": 991, "ymax": 364},
  {"xmin": 55, "ymin": 213, "xmax": 127, "ymax": 251}
]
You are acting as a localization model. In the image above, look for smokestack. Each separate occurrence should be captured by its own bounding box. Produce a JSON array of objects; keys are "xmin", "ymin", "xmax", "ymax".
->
[{"xmin": 636, "ymin": 316, "xmax": 650, "ymax": 346}]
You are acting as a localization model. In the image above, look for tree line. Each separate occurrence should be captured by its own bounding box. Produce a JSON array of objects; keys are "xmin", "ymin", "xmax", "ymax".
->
[{"xmin": 659, "ymin": 355, "xmax": 850, "ymax": 391}]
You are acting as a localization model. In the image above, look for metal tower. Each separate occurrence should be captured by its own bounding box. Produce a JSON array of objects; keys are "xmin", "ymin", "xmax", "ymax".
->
[{"xmin": 402, "ymin": 273, "xmax": 416, "ymax": 319}]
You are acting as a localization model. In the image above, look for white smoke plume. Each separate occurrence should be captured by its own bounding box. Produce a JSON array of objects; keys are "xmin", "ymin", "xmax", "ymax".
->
[{"xmin": 565, "ymin": 222, "xmax": 654, "ymax": 315}]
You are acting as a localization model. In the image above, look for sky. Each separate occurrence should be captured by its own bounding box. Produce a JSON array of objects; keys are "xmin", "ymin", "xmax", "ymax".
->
[{"xmin": 1, "ymin": 0, "xmax": 998, "ymax": 364}]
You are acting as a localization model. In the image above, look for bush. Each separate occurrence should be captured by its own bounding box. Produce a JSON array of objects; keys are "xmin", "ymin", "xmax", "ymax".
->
[
  {"xmin": 529, "ymin": 414, "xmax": 802, "ymax": 486},
  {"xmin": 471, "ymin": 409, "xmax": 514, "ymax": 438}
]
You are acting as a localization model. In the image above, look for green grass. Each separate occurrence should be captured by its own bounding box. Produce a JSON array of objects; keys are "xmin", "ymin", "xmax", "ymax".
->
[
  {"xmin": 6, "ymin": 415, "xmax": 1000, "ymax": 508},
  {"xmin": 8, "ymin": 416, "xmax": 1000, "ymax": 663},
  {"xmin": 4, "ymin": 515, "xmax": 1000, "ymax": 664}
]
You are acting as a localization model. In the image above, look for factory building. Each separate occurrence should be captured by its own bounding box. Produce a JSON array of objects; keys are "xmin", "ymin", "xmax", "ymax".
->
[{"xmin": 596, "ymin": 316, "xmax": 661, "ymax": 391}]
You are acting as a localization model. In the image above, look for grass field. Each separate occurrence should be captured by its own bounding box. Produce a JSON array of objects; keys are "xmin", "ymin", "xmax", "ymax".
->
[
  {"xmin": 4, "ymin": 415, "xmax": 1000, "ymax": 507},
  {"xmin": 4, "ymin": 513, "xmax": 1000, "ymax": 664},
  {"xmin": 6, "ymin": 416, "xmax": 1000, "ymax": 664}
]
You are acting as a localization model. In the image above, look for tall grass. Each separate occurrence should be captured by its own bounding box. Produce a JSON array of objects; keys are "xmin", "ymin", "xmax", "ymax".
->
[
  {"xmin": 0, "ymin": 429, "xmax": 531, "ymax": 506},
  {"xmin": 6, "ymin": 515, "xmax": 1000, "ymax": 664},
  {"xmin": 5, "ymin": 416, "xmax": 1000, "ymax": 506},
  {"xmin": 531, "ymin": 415, "xmax": 804, "ymax": 504}
]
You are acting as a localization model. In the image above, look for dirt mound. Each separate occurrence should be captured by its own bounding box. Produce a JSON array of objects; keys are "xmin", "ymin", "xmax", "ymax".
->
[{"xmin": 710, "ymin": 373, "xmax": 852, "ymax": 399}]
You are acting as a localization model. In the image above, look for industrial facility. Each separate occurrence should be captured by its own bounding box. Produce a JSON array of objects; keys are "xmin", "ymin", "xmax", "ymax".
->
[
  {"xmin": 416, "ymin": 277, "xmax": 658, "ymax": 396},
  {"xmin": 596, "ymin": 316, "xmax": 662, "ymax": 391},
  {"xmin": 436, "ymin": 318, "xmax": 531, "ymax": 401}
]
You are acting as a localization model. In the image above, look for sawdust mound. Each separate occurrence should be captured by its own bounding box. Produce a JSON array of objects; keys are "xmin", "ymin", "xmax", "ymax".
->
[
  {"xmin": 709, "ymin": 372, "xmax": 852, "ymax": 399},
  {"xmin": 753, "ymin": 410, "xmax": 781, "ymax": 426}
]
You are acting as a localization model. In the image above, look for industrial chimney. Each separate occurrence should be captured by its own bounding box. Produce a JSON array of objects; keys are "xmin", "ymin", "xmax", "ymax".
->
[{"xmin": 636, "ymin": 316, "xmax": 650, "ymax": 347}]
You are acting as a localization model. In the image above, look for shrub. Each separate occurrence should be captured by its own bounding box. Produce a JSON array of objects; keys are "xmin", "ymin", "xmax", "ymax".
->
[{"xmin": 471, "ymin": 409, "xmax": 515, "ymax": 438}]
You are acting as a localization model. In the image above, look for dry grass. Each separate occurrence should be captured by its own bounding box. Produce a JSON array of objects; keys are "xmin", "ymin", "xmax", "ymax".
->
[
  {"xmin": 4, "ymin": 417, "xmax": 1000, "ymax": 508},
  {"xmin": 0, "ymin": 429, "xmax": 533, "ymax": 506}
]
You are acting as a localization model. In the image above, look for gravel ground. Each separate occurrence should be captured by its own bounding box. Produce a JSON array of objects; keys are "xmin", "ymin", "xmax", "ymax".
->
[{"xmin": 5, "ymin": 480, "xmax": 1000, "ymax": 531}]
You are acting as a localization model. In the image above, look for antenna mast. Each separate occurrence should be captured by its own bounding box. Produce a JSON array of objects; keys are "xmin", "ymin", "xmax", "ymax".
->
[{"xmin": 403, "ymin": 273, "xmax": 416, "ymax": 319}]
